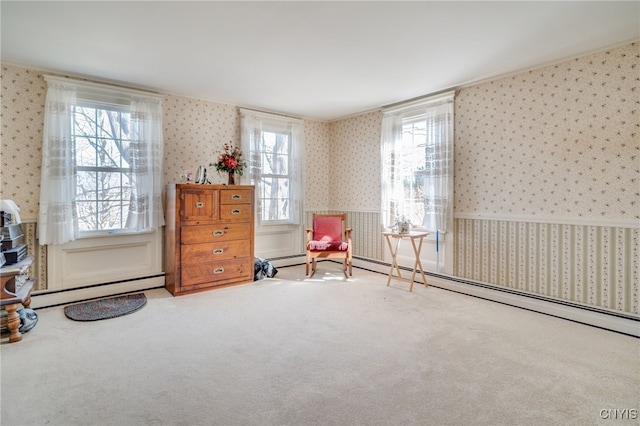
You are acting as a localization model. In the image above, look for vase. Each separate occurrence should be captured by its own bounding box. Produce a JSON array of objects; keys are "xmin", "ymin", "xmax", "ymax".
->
[
  {"xmin": 398, "ymin": 221, "xmax": 411, "ymax": 234},
  {"xmin": 227, "ymin": 171, "xmax": 235, "ymax": 185}
]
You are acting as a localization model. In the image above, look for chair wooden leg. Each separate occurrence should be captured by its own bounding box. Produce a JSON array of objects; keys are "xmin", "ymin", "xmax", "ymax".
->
[{"xmin": 306, "ymin": 259, "xmax": 316, "ymax": 278}]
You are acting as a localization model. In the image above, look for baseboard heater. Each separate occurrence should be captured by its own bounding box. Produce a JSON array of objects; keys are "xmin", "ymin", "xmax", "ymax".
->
[{"xmin": 30, "ymin": 274, "xmax": 165, "ymax": 309}]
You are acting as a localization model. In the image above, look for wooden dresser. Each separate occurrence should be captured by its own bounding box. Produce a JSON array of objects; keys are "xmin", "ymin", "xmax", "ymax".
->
[{"xmin": 165, "ymin": 184, "xmax": 255, "ymax": 296}]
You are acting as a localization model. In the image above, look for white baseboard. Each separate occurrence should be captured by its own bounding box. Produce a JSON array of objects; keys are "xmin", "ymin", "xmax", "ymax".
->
[
  {"xmin": 425, "ymin": 275, "xmax": 640, "ymax": 338},
  {"xmin": 31, "ymin": 276, "xmax": 165, "ymax": 309}
]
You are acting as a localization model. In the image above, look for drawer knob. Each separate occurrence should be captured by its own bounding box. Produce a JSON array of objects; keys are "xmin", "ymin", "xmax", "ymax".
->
[
  {"xmin": 231, "ymin": 194, "xmax": 241, "ymax": 200},
  {"xmin": 195, "ymin": 202, "xmax": 204, "ymax": 208},
  {"xmin": 213, "ymin": 267, "xmax": 225, "ymax": 274},
  {"xmin": 213, "ymin": 230, "xmax": 224, "ymax": 236},
  {"xmin": 213, "ymin": 248, "xmax": 224, "ymax": 255},
  {"xmin": 231, "ymin": 209, "xmax": 241, "ymax": 215}
]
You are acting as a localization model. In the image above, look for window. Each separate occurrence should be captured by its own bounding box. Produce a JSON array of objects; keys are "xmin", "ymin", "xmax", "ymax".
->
[
  {"xmin": 381, "ymin": 92, "xmax": 454, "ymax": 233},
  {"xmin": 240, "ymin": 109, "xmax": 304, "ymax": 225},
  {"xmin": 73, "ymin": 103, "xmax": 132, "ymax": 232},
  {"xmin": 39, "ymin": 76, "xmax": 164, "ymax": 245},
  {"xmin": 258, "ymin": 127, "xmax": 293, "ymax": 223}
]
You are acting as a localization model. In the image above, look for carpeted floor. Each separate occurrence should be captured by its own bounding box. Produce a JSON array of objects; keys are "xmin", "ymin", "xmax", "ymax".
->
[{"xmin": 1, "ymin": 265, "xmax": 638, "ymax": 425}]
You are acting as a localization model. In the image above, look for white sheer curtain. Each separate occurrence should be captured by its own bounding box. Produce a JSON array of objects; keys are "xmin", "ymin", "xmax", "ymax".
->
[
  {"xmin": 39, "ymin": 75, "xmax": 164, "ymax": 244},
  {"xmin": 380, "ymin": 112, "xmax": 404, "ymax": 230},
  {"xmin": 423, "ymin": 101, "xmax": 453, "ymax": 233},
  {"xmin": 240, "ymin": 109, "xmax": 304, "ymax": 225},
  {"xmin": 126, "ymin": 98, "xmax": 165, "ymax": 231},
  {"xmin": 380, "ymin": 93, "xmax": 454, "ymax": 234},
  {"xmin": 38, "ymin": 81, "xmax": 79, "ymax": 245},
  {"xmin": 241, "ymin": 112, "xmax": 263, "ymax": 195}
]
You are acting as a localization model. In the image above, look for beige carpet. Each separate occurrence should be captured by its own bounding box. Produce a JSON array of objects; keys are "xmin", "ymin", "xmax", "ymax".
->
[{"xmin": 1, "ymin": 265, "xmax": 638, "ymax": 425}]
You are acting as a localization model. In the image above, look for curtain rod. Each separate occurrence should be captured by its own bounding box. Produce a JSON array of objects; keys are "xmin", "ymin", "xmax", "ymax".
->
[
  {"xmin": 43, "ymin": 75, "xmax": 164, "ymax": 101},
  {"xmin": 239, "ymin": 108, "xmax": 303, "ymax": 124},
  {"xmin": 382, "ymin": 90, "xmax": 456, "ymax": 115}
]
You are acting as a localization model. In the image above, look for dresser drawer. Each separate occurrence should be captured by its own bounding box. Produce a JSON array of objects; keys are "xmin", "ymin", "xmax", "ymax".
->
[
  {"xmin": 181, "ymin": 239, "xmax": 251, "ymax": 264},
  {"xmin": 220, "ymin": 189, "xmax": 252, "ymax": 204},
  {"xmin": 181, "ymin": 258, "xmax": 253, "ymax": 287},
  {"xmin": 181, "ymin": 224, "xmax": 250, "ymax": 244},
  {"xmin": 219, "ymin": 205, "xmax": 252, "ymax": 222},
  {"xmin": 180, "ymin": 188, "xmax": 218, "ymax": 221}
]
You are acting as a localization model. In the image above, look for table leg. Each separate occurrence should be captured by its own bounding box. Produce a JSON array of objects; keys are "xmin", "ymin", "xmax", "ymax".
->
[
  {"xmin": 409, "ymin": 236, "xmax": 428, "ymax": 289},
  {"xmin": 384, "ymin": 235, "xmax": 403, "ymax": 286},
  {"xmin": 4, "ymin": 303, "xmax": 22, "ymax": 343}
]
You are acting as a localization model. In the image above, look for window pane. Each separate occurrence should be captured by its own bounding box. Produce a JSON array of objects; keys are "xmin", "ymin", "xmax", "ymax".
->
[
  {"xmin": 260, "ymin": 197, "xmax": 290, "ymax": 222},
  {"xmin": 260, "ymin": 177, "xmax": 275, "ymax": 198},
  {"xmin": 274, "ymin": 133, "xmax": 289, "ymax": 154},
  {"xmin": 259, "ymin": 176, "xmax": 290, "ymax": 221},
  {"xmin": 261, "ymin": 199, "xmax": 274, "ymax": 221},
  {"xmin": 97, "ymin": 201, "xmax": 128, "ymax": 230},
  {"xmin": 261, "ymin": 152, "xmax": 274, "ymax": 174},
  {"xmin": 76, "ymin": 170, "xmax": 97, "ymax": 201},
  {"xmin": 76, "ymin": 136, "xmax": 96, "ymax": 167},
  {"xmin": 74, "ymin": 107, "xmax": 97, "ymax": 136},
  {"xmin": 275, "ymin": 197, "xmax": 290, "ymax": 221},
  {"xmin": 97, "ymin": 172, "xmax": 130, "ymax": 199},
  {"xmin": 260, "ymin": 177, "xmax": 289, "ymax": 199},
  {"xmin": 261, "ymin": 154, "xmax": 289, "ymax": 175},
  {"xmin": 76, "ymin": 201, "xmax": 97, "ymax": 232},
  {"xmin": 98, "ymin": 138, "xmax": 130, "ymax": 168},
  {"xmin": 273, "ymin": 154, "xmax": 289, "ymax": 175}
]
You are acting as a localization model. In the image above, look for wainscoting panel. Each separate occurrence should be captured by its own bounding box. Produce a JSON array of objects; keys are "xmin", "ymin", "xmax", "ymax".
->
[
  {"xmin": 305, "ymin": 210, "xmax": 384, "ymax": 261},
  {"xmin": 454, "ymin": 217, "xmax": 639, "ymax": 315},
  {"xmin": 16, "ymin": 221, "xmax": 47, "ymax": 291},
  {"xmin": 47, "ymin": 230, "xmax": 163, "ymax": 291}
]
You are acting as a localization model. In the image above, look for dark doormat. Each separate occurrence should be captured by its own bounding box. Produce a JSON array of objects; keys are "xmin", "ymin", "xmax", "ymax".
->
[{"xmin": 64, "ymin": 293, "xmax": 147, "ymax": 321}]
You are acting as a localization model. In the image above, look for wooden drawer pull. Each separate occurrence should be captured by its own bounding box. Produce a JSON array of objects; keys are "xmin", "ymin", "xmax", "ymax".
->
[
  {"xmin": 213, "ymin": 248, "xmax": 224, "ymax": 255},
  {"xmin": 231, "ymin": 194, "xmax": 242, "ymax": 200},
  {"xmin": 195, "ymin": 202, "xmax": 204, "ymax": 208},
  {"xmin": 212, "ymin": 230, "xmax": 224, "ymax": 236},
  {"xmin": 213, "ymin": 267, "xmax": 225, "ymax": 274},
  {"xmin": 231, "ymin": 209, "xmax": 241, "ymax": 215}
]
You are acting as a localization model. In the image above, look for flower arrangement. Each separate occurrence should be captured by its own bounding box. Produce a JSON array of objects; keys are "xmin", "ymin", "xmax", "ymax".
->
[{"xmin": 211, "ymin": 142, "xmax": 246, "ymax": 176}]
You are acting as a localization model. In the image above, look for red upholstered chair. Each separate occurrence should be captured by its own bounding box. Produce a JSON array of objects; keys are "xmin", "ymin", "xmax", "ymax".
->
[{"xmin": 305, "ymin": 213, "xmax": 353, "ymax": 277}]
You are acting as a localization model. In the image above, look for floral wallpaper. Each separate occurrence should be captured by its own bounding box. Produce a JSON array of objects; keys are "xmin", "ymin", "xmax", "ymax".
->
[
  {"xmin": 162, "ymin": 94, "xmax": 241, "ymax": 186},
  {"xmin": 455, "ymin": 42, "xmax": 639, "ymax": 221},
  {"xmin": 0, "ymin": 64, "xmax": 330, "ymax": 219},
  {"xmin": 0, "ymin": 65, "xmax": 46, "ymax": 218},
  {"xmin": 303, "ymin": 120, "xmax": 331, "ymax": 210},
  {"xmin": 1, "ymin": 41, "xmax": 637, "ymax": 223},
  {"xmin": 328, "ymin": 111, "xmax": 382, "ymax": 211}
]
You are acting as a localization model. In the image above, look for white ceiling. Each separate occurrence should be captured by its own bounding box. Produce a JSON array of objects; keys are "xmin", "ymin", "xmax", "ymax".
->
[{"xmin": 2, "ymin": 1, "xmax": 639, "ymax": 121}]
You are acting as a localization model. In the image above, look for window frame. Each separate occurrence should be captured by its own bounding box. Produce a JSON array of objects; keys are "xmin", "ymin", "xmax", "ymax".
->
[
  {"xmin": 256, "ymin": 124, "xmax": 294, "ymax": 225},
  {"xmin": 72, "ymin": 100, "xmax": 135, "ymax": 236}
]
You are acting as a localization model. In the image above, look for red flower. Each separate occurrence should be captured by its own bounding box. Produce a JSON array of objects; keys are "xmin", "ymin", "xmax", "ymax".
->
[{"xmin": 225, "ymin": 157, "xmax": 238, "ymax": 169}]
